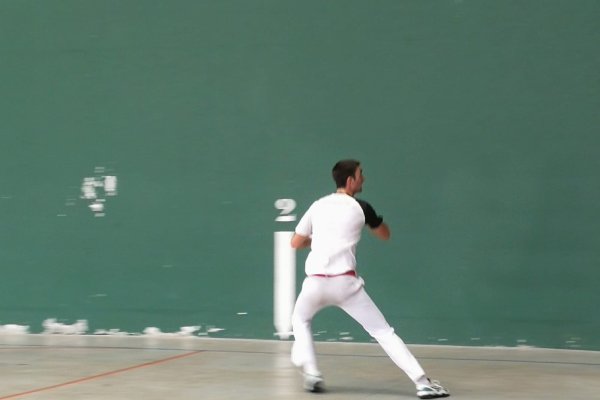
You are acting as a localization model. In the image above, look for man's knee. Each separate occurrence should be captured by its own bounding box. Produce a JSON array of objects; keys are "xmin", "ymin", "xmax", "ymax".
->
[
  {"xmin": 368, "ymin": 325, "xmax": 395, "ymax": 341},
  {"xmin": 292, "ymin": 313, "xmax": 312, "ymax": 328}
]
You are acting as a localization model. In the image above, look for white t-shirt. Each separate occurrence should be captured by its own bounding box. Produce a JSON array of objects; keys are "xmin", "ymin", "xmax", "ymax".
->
[{"xmin": 295, "ymin": 193, "xmax": 383, "ymax": 276}]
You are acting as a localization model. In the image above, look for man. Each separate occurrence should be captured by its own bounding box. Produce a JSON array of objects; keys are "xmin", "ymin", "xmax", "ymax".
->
[{"xmin": 290, "ymin": 159, "xmax": 450, "ymax": 399}]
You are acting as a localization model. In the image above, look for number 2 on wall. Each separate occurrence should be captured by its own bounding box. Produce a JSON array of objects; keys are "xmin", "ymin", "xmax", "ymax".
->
[{"xmin": 274, "ymin": 198, "xmax": 296, "ymax": 222}]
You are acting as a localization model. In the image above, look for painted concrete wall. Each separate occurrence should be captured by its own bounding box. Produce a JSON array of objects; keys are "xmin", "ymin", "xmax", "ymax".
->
[{"xmin": 1, "ymin": 0, "xmax": 598, "ymax": 350}]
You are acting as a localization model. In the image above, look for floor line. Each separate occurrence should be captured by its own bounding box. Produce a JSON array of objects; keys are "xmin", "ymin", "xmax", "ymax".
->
[{"xmin": 0, "ymin": 350, "xmax": 203, "ymax": 400}]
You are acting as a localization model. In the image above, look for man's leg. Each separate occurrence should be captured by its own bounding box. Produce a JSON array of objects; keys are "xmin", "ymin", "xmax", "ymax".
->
[
  {"xmin": 291, "ymin": 278, "xmax": 324, "ymax": 377},
  {"xmin": 340, "ymin": 286, "xmax": 428, "ymax": 385}
]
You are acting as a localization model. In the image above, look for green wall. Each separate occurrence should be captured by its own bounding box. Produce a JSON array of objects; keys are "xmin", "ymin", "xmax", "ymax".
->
[{"xmin": 1, "ymin": 0, "xmax": 598, "ymax": 350}]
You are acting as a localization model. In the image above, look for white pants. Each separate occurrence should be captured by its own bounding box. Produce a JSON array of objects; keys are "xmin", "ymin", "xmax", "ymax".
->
[{"xmin": 291, "ymin": 275, "xmax": 426, "ymax": 384}]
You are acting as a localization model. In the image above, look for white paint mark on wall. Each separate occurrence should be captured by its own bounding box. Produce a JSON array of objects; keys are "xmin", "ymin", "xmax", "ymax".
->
[
  {"xmin": 89, "ymin": 201, "xmax": 104, "ymax": 213},
  {"xmin": 143, "ymin": 326, "xmax": 201, "ymax": 337},
  {"xmin": 94, "ymin": 328, "xmax": 130, "ymax": 336},
  {"xmin": 80, "ymin": 167, "xmax": 118, "ymax": 217},
  {"xmin": 339, "ymin": 332, "xmax": 354, "ymax": 341},
  {"xmin": 0, "ymin": 324, "xmax": 30, "ymax": 334},
  {"xmin": 103, "ymin": 175, "xmax": 117, "ymax": 195},
  {"xmin": 143, "ymin": 327, "xmax": 166, "ymax": 336},
  {"xmin": 2, "ymin": 320, "xmax": 230, "ymax": 338},
  {"xmin": 42, "ymin": 319, "xmax": 88, "ymax": 335}
]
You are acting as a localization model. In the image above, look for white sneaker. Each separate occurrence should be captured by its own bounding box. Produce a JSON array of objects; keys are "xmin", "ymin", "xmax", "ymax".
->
[
  {"xmin": 416, "ymin": 379, "xmax": 450, "ymax": 399},
  {"xmin": 303, "ymin": 372, "xmax": 325, "ymax": 392}
]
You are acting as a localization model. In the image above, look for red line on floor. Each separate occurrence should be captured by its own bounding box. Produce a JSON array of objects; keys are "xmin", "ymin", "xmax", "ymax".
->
[{"xmin": 0, "ymin": 350, "xmax": 202, "ymax": 399}]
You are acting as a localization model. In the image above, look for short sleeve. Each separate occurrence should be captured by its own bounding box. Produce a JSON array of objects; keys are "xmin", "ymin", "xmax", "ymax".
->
[
  {"xmin": 294, "ymin": 205, "xmax": 313, "ymax": 236},
  {"xmin": 356, "ymin": 199, "xmax": 384, "ymax": 228}
]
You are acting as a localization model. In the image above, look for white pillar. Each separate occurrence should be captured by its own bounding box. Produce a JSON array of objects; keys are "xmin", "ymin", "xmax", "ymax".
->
[{"xmin": 274, "ymin": 231, "xmax": 295, "ymax": 339}]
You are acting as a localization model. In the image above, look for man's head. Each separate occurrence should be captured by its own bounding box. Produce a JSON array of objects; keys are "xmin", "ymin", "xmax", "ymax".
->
[{"xmin": 332, "ymin": 159, "xmax": 364, "ymax": 195}]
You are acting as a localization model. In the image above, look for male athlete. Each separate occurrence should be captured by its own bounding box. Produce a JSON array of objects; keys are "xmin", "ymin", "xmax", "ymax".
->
[{"xmin": 290, "ymin": 159, "xmax": 450, "ymax": 399}]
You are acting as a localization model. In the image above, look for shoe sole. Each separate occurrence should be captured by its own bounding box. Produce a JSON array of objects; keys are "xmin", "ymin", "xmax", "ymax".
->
[
  {"xmin": 305, "ymin": 381, "xmax": 325, "ymax": 393},
  {"xmin": 418, "ymin": 394, "xmax": 450, "ymax": 399}
]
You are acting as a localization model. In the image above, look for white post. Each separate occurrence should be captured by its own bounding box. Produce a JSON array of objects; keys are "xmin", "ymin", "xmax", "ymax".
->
[{"xmin": 273, "ymin": 231, "xmax": 295, "ymax": 339}]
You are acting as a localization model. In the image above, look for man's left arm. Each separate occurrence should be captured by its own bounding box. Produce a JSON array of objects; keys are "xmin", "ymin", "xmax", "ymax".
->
[
  {"xmin": 370, "ymin": 223, "xmax": 390, "ymax": 240},
  {"xmin": 358, "ymin": 199, "xmax": 391, "ymax": 240}
]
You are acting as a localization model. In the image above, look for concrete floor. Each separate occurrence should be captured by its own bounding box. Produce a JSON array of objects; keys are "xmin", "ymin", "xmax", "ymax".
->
[{"xmin": 0, "ymin": 335, "xmax": 599, "ymax": 400}]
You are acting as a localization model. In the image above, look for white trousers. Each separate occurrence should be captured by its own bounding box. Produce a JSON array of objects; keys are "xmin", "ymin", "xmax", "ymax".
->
[{"xmin": 291, "ymin": 275, "xmax": 426, "ymax": 384}]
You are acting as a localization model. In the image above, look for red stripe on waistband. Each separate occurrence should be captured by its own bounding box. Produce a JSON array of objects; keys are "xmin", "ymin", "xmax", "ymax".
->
[{"xmin": 309, "ymin": 270, "xmax": 356, "ymax": 278}]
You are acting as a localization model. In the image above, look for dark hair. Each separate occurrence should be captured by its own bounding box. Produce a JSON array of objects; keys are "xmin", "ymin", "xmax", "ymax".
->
[{"xmin": 332, "ymin": 159, "xmax": 360, "ymax": 188}]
